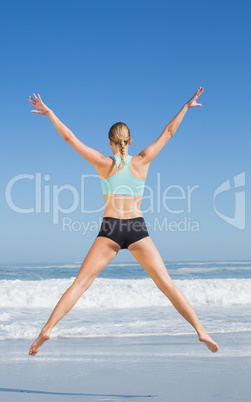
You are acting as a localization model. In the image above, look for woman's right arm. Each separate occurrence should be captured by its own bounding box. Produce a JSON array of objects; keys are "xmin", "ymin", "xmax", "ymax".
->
[
  {"xmin": 29, "ymin": 93, "xmax": 107, "ymax": 168},
  {"xmin": 29, "ymin": 93, "xmax": 77, "ymax": 142},
  {"xmin": 138, "ymin": 87, "xmax": 204, "ymax": 164}
]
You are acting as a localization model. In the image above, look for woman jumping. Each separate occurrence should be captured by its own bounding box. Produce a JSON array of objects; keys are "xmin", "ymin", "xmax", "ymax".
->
[{"xmin": 28, "ymin": 87, "xmax": 219, "ymax": 355}]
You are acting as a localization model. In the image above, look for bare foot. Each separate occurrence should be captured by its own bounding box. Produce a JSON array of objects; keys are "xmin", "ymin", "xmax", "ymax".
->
[
  {"xmin": 198, "ymin": 329, "xmax": 219, "ymax": 353},
  {"xmin": 29, "ymin": 329, "xmax": 50, "ymax": 356}
]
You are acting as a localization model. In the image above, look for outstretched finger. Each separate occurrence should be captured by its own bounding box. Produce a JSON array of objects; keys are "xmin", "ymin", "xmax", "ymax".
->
[
  {"xmin": 31, "ymin": 110, "xmax": 39, "ymax": 113},
  {"xmin": 29, "ymin": 96, "xmax": 36, "ymax": 103},
  {"xmin": 33, "ymin": 93, "xmax": 39, "ymax": 101},
  {"xmin": 196, "ymin": 89, "xmax": 203, "ymax": 98},
  {"xmin": 38, "ymin": 93, "xmax": 41, "ymax": 101}
]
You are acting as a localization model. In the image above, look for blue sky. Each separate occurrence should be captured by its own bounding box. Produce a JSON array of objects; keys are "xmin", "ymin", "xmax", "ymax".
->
[{"xmin": 1, "ymin": 0, "xmax": 250, "ymax": 264}]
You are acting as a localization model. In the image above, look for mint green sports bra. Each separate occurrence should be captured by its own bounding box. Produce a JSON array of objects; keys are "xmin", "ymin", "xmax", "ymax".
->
[{"xmin": 101, "ymin": 155, "xmax": 145, "ymax": 196}]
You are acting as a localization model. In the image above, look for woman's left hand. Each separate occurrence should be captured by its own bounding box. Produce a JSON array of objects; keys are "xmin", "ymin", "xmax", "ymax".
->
[
  {"xmin": 186, "ymin": 87, "xmax": 204, "ymax": 108},
  {"xmin": 29, "ymin": 93, "xmax": 50, "ymax": 114}
]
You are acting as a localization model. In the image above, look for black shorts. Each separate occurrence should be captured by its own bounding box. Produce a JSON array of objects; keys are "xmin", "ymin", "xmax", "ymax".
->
[{"xmin": 97, "ymin": 216, "xmax": 150, "ymax": 249}]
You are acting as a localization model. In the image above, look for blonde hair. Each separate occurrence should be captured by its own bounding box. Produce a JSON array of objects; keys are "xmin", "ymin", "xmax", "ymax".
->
[{"xmin": 108, "ymin": 122, "xmax": 131, "ymax": 171}]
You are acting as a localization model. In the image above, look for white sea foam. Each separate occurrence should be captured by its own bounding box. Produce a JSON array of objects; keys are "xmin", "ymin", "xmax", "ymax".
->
[
  {"xmin": 0, "ymin": 313, "xmax": 10, "ymax": 321},
  {"xmin": 1, "ymin": 304, "xmax": 251, "ymax": 341},
  {"xmin": 1, "ymin": 261, "xmax": 250, "ymax": 342},
  {"xmin": 0, "ymin": 277, "xmax": 250, "ymax": 309}
]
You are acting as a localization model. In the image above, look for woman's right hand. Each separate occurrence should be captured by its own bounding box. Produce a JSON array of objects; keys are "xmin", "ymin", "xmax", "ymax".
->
[
  {"xmin": 186, "ymin": 87, "xmax": 204, "ymax": 108},
  {"xmin": 29, "ymin": 93, "xmax": 50, "ymax": 115}
]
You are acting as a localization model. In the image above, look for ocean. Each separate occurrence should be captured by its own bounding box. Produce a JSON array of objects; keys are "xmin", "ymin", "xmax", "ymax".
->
[{"xmin": 0, "ymin": 261, "xmax": 251, "ymax": 345}]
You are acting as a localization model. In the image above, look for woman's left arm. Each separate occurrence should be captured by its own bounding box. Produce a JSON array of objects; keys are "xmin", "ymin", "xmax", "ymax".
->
[
  {"xmin": 29, "ymin": 93, "xmax": 106, "ymax": 168},
  {"xmin": 138, "ymin": 87, "xmax": 204, "ymax": 164},
  {"xmin": 164, "ymin": 86, "xmax": 204, "ymax": 137}
]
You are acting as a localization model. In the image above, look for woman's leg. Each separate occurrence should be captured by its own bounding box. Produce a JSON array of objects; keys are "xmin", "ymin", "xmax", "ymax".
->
[
  {"xmin": 29, "ymin": 236, "xmax": 121, "ymax": 356},
  {"xmin": 128, "ymin": 236, "xmax": 219, "ymax": 353}
]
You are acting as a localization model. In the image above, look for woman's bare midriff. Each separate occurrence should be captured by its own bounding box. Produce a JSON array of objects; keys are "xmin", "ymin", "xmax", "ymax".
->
[
  {"xmin": 97, "ymin": 155, "xmax": 149, "ymax": 220},
  {"xmin": 103, "ymin": 194, "xmax": 144, "ymax": 219}
]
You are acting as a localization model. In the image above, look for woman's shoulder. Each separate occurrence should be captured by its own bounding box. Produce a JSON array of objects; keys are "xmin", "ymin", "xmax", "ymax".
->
[
  {"xmin": 95, "ymin": 156, "xmax": 116, "ymax": 179},
  {"xmin": 130, "ymin": 155, "xmax": 150, "ymax": 181}
]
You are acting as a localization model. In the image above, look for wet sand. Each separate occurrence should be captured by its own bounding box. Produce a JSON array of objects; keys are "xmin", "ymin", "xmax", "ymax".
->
[{"xmin": 0, "ymin": 332, "xmax": 250, "ymax": 401}]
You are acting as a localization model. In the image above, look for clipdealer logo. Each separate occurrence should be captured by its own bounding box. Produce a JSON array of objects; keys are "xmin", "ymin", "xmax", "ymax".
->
[
  {"xmin": 4, "ymin": 171, "xmax": 246, "ymax": 231},
  {"xmin": 213, "ymin": 172, "xmax": 246, "ymax": 230}
]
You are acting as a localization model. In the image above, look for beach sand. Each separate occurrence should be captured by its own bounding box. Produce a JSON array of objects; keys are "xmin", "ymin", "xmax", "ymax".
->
[{"xmin": 0, "ymin": 332, "xmax": 250, "ymax": 401}]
